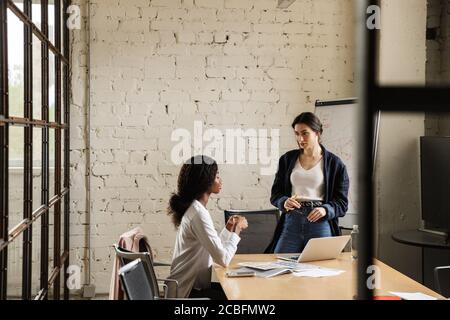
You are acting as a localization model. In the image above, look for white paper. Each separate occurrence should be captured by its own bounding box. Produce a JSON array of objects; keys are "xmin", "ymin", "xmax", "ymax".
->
[
  {"xmin": 255, "ymin": 268, "xmax": 292, "ymax": 278},
  {"xmin": 293, "ymin": 268, "xmax": 345, "ymax": 278},
  {"xmin": 389, "ymin": 292, "xmax": 437, "ymax": 300}
]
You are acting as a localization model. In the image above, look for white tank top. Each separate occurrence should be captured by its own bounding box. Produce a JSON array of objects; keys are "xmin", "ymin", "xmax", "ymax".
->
[{"xmin": 290, "ymin": 157, "xmax": 325, "ymax": 201}]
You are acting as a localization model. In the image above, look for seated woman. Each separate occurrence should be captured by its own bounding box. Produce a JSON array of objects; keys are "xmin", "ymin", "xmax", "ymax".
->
[
  {"xmin": 167, "ymin": 155, "xmax": 248, "ymax": 299},
  {"xmin": 267, "ymin": 112, "xmax": 349, "ymax": 254}
]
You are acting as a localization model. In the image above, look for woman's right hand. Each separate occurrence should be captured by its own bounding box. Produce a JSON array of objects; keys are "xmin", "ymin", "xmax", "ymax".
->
[
  {"xmin": 284, "ymin": 196, "xmax": 301, "ymax": 212},
  {"xmin": 232, "ymin": 216, "xmax": 248, "ymax": 236},
  {"xmin": 226, "ymin": 215, "xmax": 248, "ymax": 233},
  {"xmin": 235, "ymin": 216, "xmax": 248, "ymax": 231}
]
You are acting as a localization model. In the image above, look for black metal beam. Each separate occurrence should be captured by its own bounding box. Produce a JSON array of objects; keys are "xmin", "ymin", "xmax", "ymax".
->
[
  {"xmin": 40, "ymin": 0, "xmax": 49, "ymax": 300},
  {"xmin": 53, "ymin": 0, "xmax": 62, "ymax": 300},
  {"xmin": 0, "ymin": 188, "xmax": 68, "ymax": 253},
  {"xmin": 22, "ymin": 0, "xmax": 33, "ymax": 300},
  {"xmin": 375, "ymin": 87, "xmax": 450, "ymax": 111},
  {"xmin": 357, "ymin": 0, "xmax": 378, "ymax": 300},
  {"xmin": 63, "ymin": 0, "xmax": 70, "ymax": 301},
  {"xmin": 0, "ymin": 0, "xmax": 9, "ymax": 301},
  {"xmin": 0, "ymin": 117, "xmax": 68, "ymax": 127}
]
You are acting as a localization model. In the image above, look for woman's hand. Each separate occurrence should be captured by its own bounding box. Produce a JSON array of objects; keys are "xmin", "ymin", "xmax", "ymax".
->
[
  {"xmin": 235, "ymin": 216, "xmax": 248, "ymax": 232},
  {"xmin": 307, "ymin": 207, "xmax": 326, "ymax": 222},
  {"xmin": 226, "ymin": 215, "xmax": 248, "ymax": 235},
  {"xmin": 284, "ymin": 196, "xmax": 301, "ymax": 212},
  {"xmin": 225, "ymin": 215, "xmax": 239, "ymax": 232}
]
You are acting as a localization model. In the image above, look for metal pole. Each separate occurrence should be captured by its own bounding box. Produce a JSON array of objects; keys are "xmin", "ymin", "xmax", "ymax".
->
[
  {"xmin": 53, "ymin": 0, "xmax": 62, "ymax": 300},
  {"xmin": 355, "ymin": 0, "xmax": 377, "ymax": 300},
  {"xmin": 62, "ymin": 0, "xmax": 70, "ymax": 301},
  {"xmin": 0, "ymin": 0, "xmax": 10, "ymax": 301},
  {"xmin": 22, "ymin": 0, "xmax": 33, "ymax": 300},
  {"xmin": 40, "ymin": 0, "xmax": 49, "ymax": 299}
]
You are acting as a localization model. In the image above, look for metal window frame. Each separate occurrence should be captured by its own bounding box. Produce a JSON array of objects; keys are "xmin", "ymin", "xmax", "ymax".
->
[
  {"xmin": 0, "ymin": 0, "xmax": 70, "ymax": 300},
  {"xmin": 358, "ymin": 0, "xmax": 450, "ymax": 300}
]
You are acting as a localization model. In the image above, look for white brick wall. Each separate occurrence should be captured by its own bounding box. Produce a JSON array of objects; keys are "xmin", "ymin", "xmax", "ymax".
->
[{"xmin": 68, "ymin": 0, "xmax": 356, "ymax": 295}]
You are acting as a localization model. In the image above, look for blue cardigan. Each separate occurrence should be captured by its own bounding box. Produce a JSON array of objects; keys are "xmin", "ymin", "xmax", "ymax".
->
[{"xmin": 265, "ymin": 145, "xmax": 350, "ymax": 253}]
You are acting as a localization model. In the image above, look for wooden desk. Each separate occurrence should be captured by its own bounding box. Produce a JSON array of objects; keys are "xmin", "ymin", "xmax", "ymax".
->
[{"xmin": 214, "ymin": 253, "xmax": 444, "ymax": 300}]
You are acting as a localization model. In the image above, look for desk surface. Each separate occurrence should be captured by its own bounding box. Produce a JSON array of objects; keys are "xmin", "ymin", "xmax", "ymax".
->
[
  {"xmin": 392, "ymin": 230, "xmax": 450, "ymax": 249},
  {"xmin": 214, "ymin": 253, "xmax": 444, "ymax": 300}
]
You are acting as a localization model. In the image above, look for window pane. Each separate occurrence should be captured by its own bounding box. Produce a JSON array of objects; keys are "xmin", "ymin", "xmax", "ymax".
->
[
  {"xmin": 7, "ymin": 233, "xmax": 23, "ymax": 299},
  {"xmin": 31, "ymin": 217, "xmax": 42, "ymax": 298},
  {"xmin": 60, "ymin": 268, "xmax": 65, "ymax": 299},
  {"xmin": 9, "ymin": 126, "xmax": 24, "ymax": 232},
  {"xmin": 32, "ymin": 35, "xmax": 42, "ymax": 120},
  {"xmin": 49, "ymin": 128, "xmax": 55, "ymax": 197},
  {"xmin": 12, "ymin": 0, "xmax": 24, "ymax": 11},
  {"xmin": 32, "ymin": 1, "xmax": 42, "ymax": 29},
  {"xmin": 33, "ymin": 128, "xmax": 42, "ymax": 211},
  {"xmin": 60, "ymin": 0, "xmax": 64, "ymax": 56},
  {"xmin": 62, "ymin": 63, "xmax": 67, "ymax": 124},
  {"xmin": 61, "ymin": 128, "xmax": 65, "ymax": 193},
  {"xmin": 48, "ymin": 207, "xmax": 54, "ymax": 291},
  {"xmin": 47, "ymin": 205, "xmax": 61, "ymax": 300},
  {"xmin": 48, "ymin": 0, "xmax": 55, "ymax": 45},
  {"xmin": 49, "ymin": 52, "xmax": 56, "ymax": 122},
  {"xmin": 60, "ymin": 198, "xmax": 65, "ymax": 257},
  {"xmin": 8, "ymin": 9, "xmax": 24, "ymax": 118}
]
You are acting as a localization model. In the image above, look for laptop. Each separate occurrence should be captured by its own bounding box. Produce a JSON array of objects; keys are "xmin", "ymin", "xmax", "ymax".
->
[
  {"xmin": 276, "ymin": 235, "xmax": 351, "ymax": 264},
  {"xmin": 237, "ymin": 236, "xmax": 351, "ymax": 272}
]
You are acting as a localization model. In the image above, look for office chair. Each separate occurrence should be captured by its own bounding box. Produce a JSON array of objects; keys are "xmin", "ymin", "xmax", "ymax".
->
[
  {"xmin": 119, "ymin": 258, "xmax": 210, "ymax": 300},
  {"xmin": 224, "ymin": 209, "xmax": 280, "ymax": 254},
  {"xmin": 113, "ymin": 244, "xmax": 178, "ymax": 298},
  {"xmin": 434, "ymin": 266, "xmax": 450, "ymax": 298},
  {"xmin": 119, "ymin": 258, "xmax": 159, "ymax": 300}
]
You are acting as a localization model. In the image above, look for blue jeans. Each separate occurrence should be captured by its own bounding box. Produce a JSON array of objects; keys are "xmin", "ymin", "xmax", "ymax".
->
[{"xmin": 274, "ymin": 206, "xmax": 332, "ymax": 254}]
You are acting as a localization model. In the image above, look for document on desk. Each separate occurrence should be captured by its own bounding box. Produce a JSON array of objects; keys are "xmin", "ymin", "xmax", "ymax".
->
[
  {"xmin": 293, "ymin": 268, "xmax": 345, "ymax": 278},
  {"xmin": 389, "ymin": 292, "xmax": 438, "ymax": 300},
  {"xmin": 238, "ymin": 261, "xmax": 322, "ymax": 272}
]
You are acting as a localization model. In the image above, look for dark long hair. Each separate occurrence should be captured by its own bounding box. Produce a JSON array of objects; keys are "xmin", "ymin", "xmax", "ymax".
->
[
  {"xmin": 291, "ymin": 112, "xmax": 323, "ymax": 135},
  {"xmin": 168, "ymin": 155, "xmax": 218, "ymax": 228}
]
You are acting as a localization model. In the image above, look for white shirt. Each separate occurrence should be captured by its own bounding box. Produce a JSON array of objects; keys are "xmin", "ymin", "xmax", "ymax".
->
[
  {"xmin": 168, "ymin": 200, "xmax": 240, "ymax": 298},
  {"xmin": 290, "ymin": 158, "xmax": 325, "ymax": 201}
]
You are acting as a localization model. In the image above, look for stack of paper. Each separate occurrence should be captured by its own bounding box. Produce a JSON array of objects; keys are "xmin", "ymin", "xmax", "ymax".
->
[
  {"xmin": 389, "ymin": 292, "xmax": 438, "ymax": 300},
  {"xmin": 293, "ymin": 268, "xmax": 345, "ymax": 278},
  {"xmin": 237, "ymin": 261, "xmax": 345, "ymax": 278}
]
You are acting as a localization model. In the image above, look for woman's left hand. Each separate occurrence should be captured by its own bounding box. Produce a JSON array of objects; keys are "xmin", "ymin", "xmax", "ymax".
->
[
  {"xmin": 225, "ymin": 215, "xmax": 239, "ymax": 232},
  {"xmin": 307, "ymin": 207, "xmax": 327, "ymax": 222}
]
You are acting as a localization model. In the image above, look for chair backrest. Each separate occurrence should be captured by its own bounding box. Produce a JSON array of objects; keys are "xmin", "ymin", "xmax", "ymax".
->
[
  {"xmin": 224, "ymin": 209, "xmax": 280, "ymax": 254},
  {"xmin": 434, "ymin": 266, "xmax": 450, "ymax": 298},
  {"xmin": 113, "ymin": 244, "xmax": 160, "ymax": 298},
  {"xmin": 119, "ymin": 258, "xmax": 156, "ymax": 300}
]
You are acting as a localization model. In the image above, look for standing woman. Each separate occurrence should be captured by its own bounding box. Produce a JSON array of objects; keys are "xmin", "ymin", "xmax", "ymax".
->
[
  {"xmin": 267, "ymin": 112, "xmax": 349, "ymax": 253},
  {"xmin": 168, "ymin": 155, "xmax": 248, "ymax": 299}
]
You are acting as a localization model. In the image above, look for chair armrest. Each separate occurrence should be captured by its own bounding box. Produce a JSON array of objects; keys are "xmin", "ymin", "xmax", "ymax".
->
[{"xmin": 157, "ymin": 278, "xmax": 178, "ymax": 298}]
